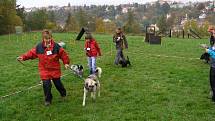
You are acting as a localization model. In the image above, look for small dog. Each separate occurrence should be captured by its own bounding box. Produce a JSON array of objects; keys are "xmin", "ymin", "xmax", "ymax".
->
[
  {"xmin": 82, "ymin": 67, "xmax": 102, "ymax": 106},
  {"xmin": 70, "ymin": 64, "xmax": 84, "ymax": 77},
  {"xmin": 200, "ymin": 52, "xmax": 210, "ymax": 63},
  {"xmin": 119, "ymin": 56, "xmax": 131, "ymax": 67}
]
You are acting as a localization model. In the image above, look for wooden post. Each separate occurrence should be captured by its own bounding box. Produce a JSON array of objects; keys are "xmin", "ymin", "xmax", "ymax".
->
[{"xmin": 182, "ymin": 29, "xmax": 185, "ymax": 39}]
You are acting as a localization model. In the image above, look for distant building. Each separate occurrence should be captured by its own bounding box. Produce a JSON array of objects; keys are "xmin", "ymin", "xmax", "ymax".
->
[
  {"xmin": 170, "ymin": 2, "xmax": 185, "ymax": 8},
  {"xmin": 103, "ymin": 19, "xmax": 111, "ymax": 23},
  {"xmin": 122, "ymin": 7, "xmax": 128, "ymax": 13}
]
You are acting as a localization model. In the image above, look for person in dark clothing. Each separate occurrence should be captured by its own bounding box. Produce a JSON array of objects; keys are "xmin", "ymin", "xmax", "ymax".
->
[
  {"xmin": 206, "ymin": 27, "xmax": 215, "ymax": 102},
  {"xmin": 208, "ymin": 26, "xmax": 215, "ymax": 46},
  {"xmin": 113, "ymin": 28, "xmax": 128, "ymax": 65}
]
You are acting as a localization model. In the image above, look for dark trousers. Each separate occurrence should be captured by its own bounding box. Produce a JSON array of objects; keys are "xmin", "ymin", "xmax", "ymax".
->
[
  {"xmin": 115, "ymin": 49, "xmax": 125, "ymax": 65},
  {"xmin": 42, "ymin": 78, "xmax": 66, "ymax": 102},
  {"xmin": 210, "ymin": 67, "xmax": 215, "ymax": 100}
]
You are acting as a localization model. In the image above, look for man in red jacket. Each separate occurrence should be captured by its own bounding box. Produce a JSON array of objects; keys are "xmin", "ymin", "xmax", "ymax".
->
[
  {"xmin": 84, "ymin": 33, "xmax": 101, "ymax": 74},
  {"xmin": 17, "ymin": 30, "xmax": 70, "ymax": 106}
]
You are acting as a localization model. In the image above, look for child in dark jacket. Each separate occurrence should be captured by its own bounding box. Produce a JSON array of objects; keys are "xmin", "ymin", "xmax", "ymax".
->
[
  {"xmin": 84, "ymin": 33, "xmax": 101, "ymax": 74},
  {"xmin": 206, "ymin": 27, "xmax": 215, "ymax": 102},
  {"xmin": 113, "ymin": 28, "xmax": 128, "ymax": 65}
]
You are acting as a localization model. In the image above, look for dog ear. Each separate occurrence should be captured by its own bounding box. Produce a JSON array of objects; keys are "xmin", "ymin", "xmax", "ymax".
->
[
  {"xmin": 80, "ymin": 65, "xmax": 84, "ymax": 70},
  {"xmin": 95, "ymin": 69, "xmax": 99, "ymax": 73}
]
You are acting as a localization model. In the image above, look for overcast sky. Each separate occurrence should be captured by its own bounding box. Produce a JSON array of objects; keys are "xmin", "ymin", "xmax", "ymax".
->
[{"xmin": 17, "ymin": 0, "xmax": 209, "ymax": 8}]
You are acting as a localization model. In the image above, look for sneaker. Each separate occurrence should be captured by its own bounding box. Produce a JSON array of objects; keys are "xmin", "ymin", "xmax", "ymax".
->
[
  {"xmin": 61, "ymin": 96, "xmax": 66, "ymax": 101},
  {"xmin": 44, "ymin": 101, "xmax": 51, "ymax": 106}
]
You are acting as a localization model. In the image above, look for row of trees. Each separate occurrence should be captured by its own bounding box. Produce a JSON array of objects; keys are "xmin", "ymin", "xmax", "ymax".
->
[
  {"xmin": 64, "ymin": 8, "xmax": 140, "ymax": 33},
  {"xmin": 0, "ymin": 0, "xmax": 137, "ymax": 34},
  {"xmin": 0, "ymin": 0, "xmax": 214, "ymax": 35},
  {"xmin": 0, "ymin": 0, "xmax": 23, "ymax": 35},
  {"xmin": 24, "ymin": 7, "xmax": 139, "ymax": 34}
]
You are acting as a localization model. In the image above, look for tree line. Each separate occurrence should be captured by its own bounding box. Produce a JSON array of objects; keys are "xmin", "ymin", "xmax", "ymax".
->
[{"xmin": 0, "ymin": 0, "xmax": 214, "ymax": 35}]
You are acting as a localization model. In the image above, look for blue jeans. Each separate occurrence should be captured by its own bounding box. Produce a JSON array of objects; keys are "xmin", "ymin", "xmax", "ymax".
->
[{"xmin": 88, "ymin": 57, "xmax": 96, "ymax": 74}]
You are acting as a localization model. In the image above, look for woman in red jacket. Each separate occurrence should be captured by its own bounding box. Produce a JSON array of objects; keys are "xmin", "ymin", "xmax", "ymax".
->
[
  {"xmin": 84, "ymin": 33, "xmax": 101, "ymax": 74},
  {"xmin": 17, "ymin": 30, "xmax": 70, "ymax": 106}
]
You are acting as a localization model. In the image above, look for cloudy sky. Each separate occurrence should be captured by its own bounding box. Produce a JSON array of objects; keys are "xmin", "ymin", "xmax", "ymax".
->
[{"xmin": 17, "ymin": 0, "xmax": 209, "ymax": 8}]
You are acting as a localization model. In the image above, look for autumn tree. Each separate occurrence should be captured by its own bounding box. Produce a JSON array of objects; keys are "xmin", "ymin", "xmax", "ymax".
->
[
  {"xmin": 156, "ymin": 15, "xmax": 168, "ymax": 34},
  {"xmin": 123, "ymin": 9, "xmax": 140, "ymax": 34},
  {"xmin": 95, "ymin": 18, "xmax": 105, "ymax": 33},
  {"xmin": 64, "ymin": 13, "xmax": 79, "ymax": 32},
  {"xmin": 0, "ymin": 0, "xmax": 23, "ymax": 34},
  {"xmin": 25, "ymin": 9, "xmax": 48, "ymax": 30},
  {"xmin": 104, "ymin": 21, "xmax": 117, "ymax": 33},
  {"xmin": 76, "ymin": 8, "xmax": 88, "ymax": 28}
]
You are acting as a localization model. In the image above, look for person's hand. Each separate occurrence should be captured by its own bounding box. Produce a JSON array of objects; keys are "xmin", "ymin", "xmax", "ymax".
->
[
  {"xmin": 200, "ymin": 44, "xmax": 208, "ymax": 49},
  {"xmin": 98, "ymin": 53, "xmax": 102, "ymax": 56},
  {"xmin": 17, "ymin": 56, "xmax": 23, "ymax": 61},
  {"xmin": 206, "ymin": 48, "xmax": 209, "ymax": 53},
  {"xmin": 64, "ymin": 64, "xmax": 70, "ymax": 69}
]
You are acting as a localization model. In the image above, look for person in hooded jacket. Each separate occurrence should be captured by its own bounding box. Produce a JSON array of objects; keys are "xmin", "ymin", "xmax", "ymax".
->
[{"xmin": 17, "ymin": 30, "xmax": 70, "ymax": 106}]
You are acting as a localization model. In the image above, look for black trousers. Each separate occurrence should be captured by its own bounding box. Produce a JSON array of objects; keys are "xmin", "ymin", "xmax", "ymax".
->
[
  {"xmin": 42, "ymin": 78, "xmax": 66, "ymax": 102},
  {"xmin": 210, "ymin": 67, "xmax": 215, "ymax": 100}
]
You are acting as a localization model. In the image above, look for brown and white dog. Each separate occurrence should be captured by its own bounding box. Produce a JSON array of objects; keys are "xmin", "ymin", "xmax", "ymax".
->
[{"xmin": 82, "ymin": 67, "xmax": 102, "ymax": 106}]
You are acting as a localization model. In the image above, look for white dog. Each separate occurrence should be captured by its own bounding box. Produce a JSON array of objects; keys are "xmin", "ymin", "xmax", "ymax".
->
[
  {"xmin": 82, "ymin": 67, "xmax": 102, "ymax": 106},
  {"xmin": 70, "ymin": 64, "xmax": 84, "ymax": 77}
]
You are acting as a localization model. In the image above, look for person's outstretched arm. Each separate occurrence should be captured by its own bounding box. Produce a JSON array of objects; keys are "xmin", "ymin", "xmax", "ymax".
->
[{"xmin": 19, "ymin": 48, "xmax": 38, "ymax": 61}]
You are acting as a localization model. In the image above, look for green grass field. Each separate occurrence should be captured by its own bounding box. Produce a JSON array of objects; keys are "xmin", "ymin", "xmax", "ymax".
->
[{"xmin": 0, "ymin": 32, "xmax": 215, "ymax": 121}]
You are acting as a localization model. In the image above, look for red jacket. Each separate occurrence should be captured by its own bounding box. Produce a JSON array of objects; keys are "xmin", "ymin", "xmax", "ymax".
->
[
  {"xmin": 84, "ymin": 39, "xmax": 101, "ymax": 57},
  {"xmin": 21, "ymin": 39, "xmax": 70, "ymax": 80}
]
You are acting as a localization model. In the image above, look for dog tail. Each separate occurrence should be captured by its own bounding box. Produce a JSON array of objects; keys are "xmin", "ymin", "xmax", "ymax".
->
[{"xmin": 95, "ymin": 67, "xmax": 102, "ymax": 78}]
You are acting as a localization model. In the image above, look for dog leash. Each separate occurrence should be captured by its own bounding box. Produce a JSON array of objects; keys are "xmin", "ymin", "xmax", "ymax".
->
[
  {"xmin": 67, "ymin": 67, "xmax": 85, "ymax": 81},
  {"xmin": 17, "ymin": 58, "xmax": 38, "ymax": 68},
  {"xmin": 0, "ymin": 72, "xmax": 71, "ymax": 100},
  {"xmin": 17, "ymin": 60, "xmax": 26, "ymax": 66}
]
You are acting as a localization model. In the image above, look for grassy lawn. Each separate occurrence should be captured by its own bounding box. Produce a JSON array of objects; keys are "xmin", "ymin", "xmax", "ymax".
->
[{"xmin": 0, "ymin": 32, "xmax": 215, "ymax": 121}]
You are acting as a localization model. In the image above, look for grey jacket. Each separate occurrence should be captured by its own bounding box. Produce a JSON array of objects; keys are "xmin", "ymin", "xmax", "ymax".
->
[{"xmin": 113, "ymin": 33, "xmax": 128, "ymax": 49}]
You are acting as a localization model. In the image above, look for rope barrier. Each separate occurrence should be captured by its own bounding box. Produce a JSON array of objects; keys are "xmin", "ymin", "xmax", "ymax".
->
[{"xmin": 0, "ymin": 72, "xmax": 71, "ymax": 99}]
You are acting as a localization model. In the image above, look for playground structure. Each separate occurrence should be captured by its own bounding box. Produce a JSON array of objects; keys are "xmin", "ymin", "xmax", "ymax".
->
[
  {"xmin": 76, "ymin": 28, "xmax": 89, "ymax": 40},
  {"xmin": 145, "ymin": 26, "xmax": 161, "ymax": 44},
  {"xmin": 188, "ymin": 29, "xmax": 202, "ymax": 39},
  {"xmin": 169, "ymin": 28, "xmax": 202, "ymax": 39}
]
